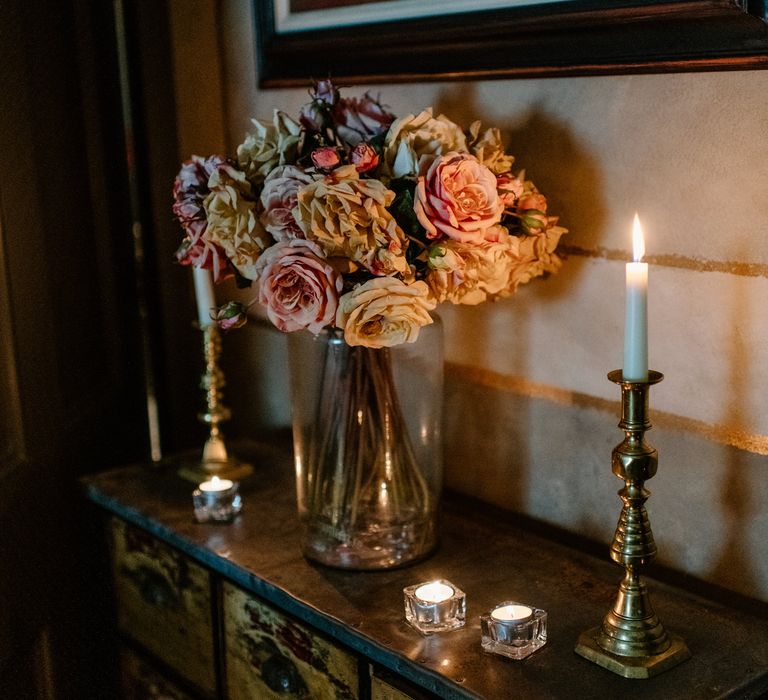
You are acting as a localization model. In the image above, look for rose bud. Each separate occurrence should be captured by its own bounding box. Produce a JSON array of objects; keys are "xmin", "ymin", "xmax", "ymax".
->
[
  {"xmin": 521, "ymin": 211, "xmax": 548, "ymax": 234},
  {"xmin": 213, "ymin": 301, "xmax": 248, "ymax": 331},
  {"xmin": 496, "ymin": 174, "xmax": 524, "ymax": 207},
  {"xmin": 351, "ymin": 142, "xmax": 380, "ymax": 173},
  {"xmin": 518, "ymin": 192, "xmax": 548, "ymax": 213},
  {"xmin": 311, "ymin": 147, "xmax": 341, "ymax": 170}
]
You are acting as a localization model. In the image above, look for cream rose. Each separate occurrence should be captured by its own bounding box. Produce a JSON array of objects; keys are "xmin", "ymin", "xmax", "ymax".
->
[
  {"xmin": 203, "ymin": 164, "xmax": 270, "ymax": 279},
  {"xmin": 255, "ymin": 239, "xmax": 342, "ymax": 334},
  {"xmin": 294, "ymin": 165, "xmax": 408, "ymax": 276},
  {"xmin": 508, "ymin": 224, "xmax": 567, "ymax": 290},
  {"xmin": 237, "ymin": 110, "xmax": 301, "ymax": 185},
  {"xmin": 426, "ymin": 239, "xmax": 517, "ymax": 305},
  {"xmin": 336, "ymin": 278, "xmax": 436, "ymax": 348},
  {"xmin": 414, "ymin": 152, "xmax": 504, "ymax": 243},
  {"xmin": 382, "ymin": 108, "xmax": 467, "ymax": 179},
  {"xmin": 467, "ymin": 121, "xmax": 515, "ymax": 175}
]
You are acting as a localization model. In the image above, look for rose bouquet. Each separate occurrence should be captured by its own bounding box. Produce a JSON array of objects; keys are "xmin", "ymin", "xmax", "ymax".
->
[{"xmin": 172, "ymin": 80, "xmax": 566, "ymax": 568}]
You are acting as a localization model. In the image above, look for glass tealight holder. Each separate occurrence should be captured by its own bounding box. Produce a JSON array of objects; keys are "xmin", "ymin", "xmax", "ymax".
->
[
  {"xmin": 480, "ymin": 601, "xmax": 547, "ymax": 660},
  {"xmin": 193, "ymin": 476, "xmax": 242, "ymax": 523},
  {"xmin": 404, "ymin": 579, "xmax": 466, "ymax": 635}
]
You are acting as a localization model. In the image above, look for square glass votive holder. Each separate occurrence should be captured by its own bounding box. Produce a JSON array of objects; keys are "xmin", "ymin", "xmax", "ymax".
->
[
  {"xmin": 404, "ymin": 579, "xmax": 466, "ymax": 635},
  {"xmin": 480, "ymin": 601, "xmax": 547, "ymax": 660},
  {"xmin": 192, "ymin": 477, "xmax": 242, "ymax": 523}
]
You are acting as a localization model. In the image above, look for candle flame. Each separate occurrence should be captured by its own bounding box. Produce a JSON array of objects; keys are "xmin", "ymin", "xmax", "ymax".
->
[
  {"xmin": 632, "ymin": 213, "xmax": 645, "ymax": 262},
  {"xmin": 211, "ymin": 475, "xmax": 220, "ymax": 485}
]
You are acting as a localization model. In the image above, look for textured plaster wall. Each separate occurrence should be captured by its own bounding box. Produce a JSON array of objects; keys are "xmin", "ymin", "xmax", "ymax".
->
[{"xmin": 169, "ymin": 1, "xmax": 768, "ymax": 602}]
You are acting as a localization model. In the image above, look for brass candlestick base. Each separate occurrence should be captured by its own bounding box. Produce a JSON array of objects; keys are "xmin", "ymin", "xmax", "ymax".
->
[
  {"xmin": 178, "ymin": 324, "xmax": 253, "ymax": 483},
  {"xmin": 575, "ymin": 370, "xmax": 690, "ymax": 679}
]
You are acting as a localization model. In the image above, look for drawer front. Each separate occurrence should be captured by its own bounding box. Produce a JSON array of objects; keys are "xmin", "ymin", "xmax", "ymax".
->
[
  {"xmin": 223, "ymin": 581, "xmax": 359, "ymax": 699},
  {"xmin": 110, "ymin": 517, "xmax": 216, "ymax": 696},
  {"xmin": 119, "ymin": 645, "xmax": 198, "ymax": 700},
  {"xmin": 371, "ymin": 676, "xmax": 415, "ymax": 700}
]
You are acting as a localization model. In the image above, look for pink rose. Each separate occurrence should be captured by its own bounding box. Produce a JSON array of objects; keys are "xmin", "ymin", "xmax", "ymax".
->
[
  {"xmin": 311, "ymin": 147, "xmax": 342, "ymax": 170},
  {"xmin": 312, "ymin": 79, "xmax": 339, "ymax": 106},
  {"xmin": 414, "ymin": 152, "xmax": 504, "ymax": 243},
  {"xmin": 255, "ymin": 239, "xmax": 342, "ymax": 334},
  {"xmin": 334, "ymin": 93, "xmax": 395, "ymax": 147},
  {"xmin": 350, "ymin": 142, "xmax": 379, "ymax": 173},
  {"xmin": 260, "ymin": 165, "xmax": 313, "ymax": 242}
]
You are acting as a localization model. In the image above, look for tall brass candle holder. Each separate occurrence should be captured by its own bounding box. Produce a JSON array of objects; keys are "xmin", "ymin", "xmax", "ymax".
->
[
  {"xmin": 178, "ymin": 323, "xmax": 253, "ymax": 483},
  {"xmin": 575, "ymin": 370, "xmax": 690, "ymax": 678}
]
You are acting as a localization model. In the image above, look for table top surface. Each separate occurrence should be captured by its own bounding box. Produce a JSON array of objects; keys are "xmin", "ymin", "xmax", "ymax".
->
[{"xmin": 82, "ymin": 439, "xmax": 768, "ymax": 700}]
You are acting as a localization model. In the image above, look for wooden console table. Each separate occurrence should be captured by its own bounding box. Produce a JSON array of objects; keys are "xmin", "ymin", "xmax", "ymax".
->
[{"xmin": 82, "ymin": 439, "xmax": 768, "ymax": 699}]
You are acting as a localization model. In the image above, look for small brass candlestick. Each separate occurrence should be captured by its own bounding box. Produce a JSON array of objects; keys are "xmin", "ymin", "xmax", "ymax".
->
[
  {"xmin": 575, "ymin": 370, "xmax": 690, "ymax": 678},
  {"xmin": 178, "ymin": 323, "xmax": 253, "ymax": 483}
]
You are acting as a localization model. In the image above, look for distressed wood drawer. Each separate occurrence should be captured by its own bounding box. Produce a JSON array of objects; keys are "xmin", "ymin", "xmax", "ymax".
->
[
  {"xmin": 371, "ymin": 675, "xmax": 415, "ymax": 700},
  {"xmin": 119, "ymin": 645, "xmax": 199, "ymax": 700},
  {"xmin": 223, "ymin": 581, "xmax": 360, "ymax": 699},
  {"xmin": 110, "ymin": 517, "xmax": 216, "ymax": 696}
]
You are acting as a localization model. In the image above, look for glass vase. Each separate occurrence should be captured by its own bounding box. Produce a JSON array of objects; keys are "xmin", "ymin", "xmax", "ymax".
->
[{"xmin": 288, "ymin": 316, "xmax": 443, "ymax": 570}]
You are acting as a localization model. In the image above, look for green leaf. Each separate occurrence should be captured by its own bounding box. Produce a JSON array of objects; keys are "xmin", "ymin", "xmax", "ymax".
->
[
  {"xmin": 234, "ymin": 269, "xmax": 253, "ymax": 289},
  {"xmin": 390, "ymin": 189, "xmax": 423, "ymax": 237}
]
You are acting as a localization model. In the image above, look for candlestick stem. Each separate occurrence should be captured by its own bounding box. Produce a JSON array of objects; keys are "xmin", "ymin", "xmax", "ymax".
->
[
  {"xmin": 177, "ymin": 323, "xmax": 253, "ymax": 483},
  {"xmin": 575, "ymin": 370, "xmax": 690, "ymax": 678}
]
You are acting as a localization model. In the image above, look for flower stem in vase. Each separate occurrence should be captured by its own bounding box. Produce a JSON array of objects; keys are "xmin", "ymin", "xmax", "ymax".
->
[{"xmin": 302, "ymin": 335, "xmax": 434, "ymax": 569}]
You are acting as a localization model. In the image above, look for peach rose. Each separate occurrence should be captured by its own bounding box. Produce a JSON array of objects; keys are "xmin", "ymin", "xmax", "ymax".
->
[
  {"xmin": 336, "ymin": 278, "xmax": 436, "ymax": 348},
  {"xmin": 255, "ymin": 239, "xmax": 342, "ymax": 334},
  {"xmin": 414, "ymin": 152, "xmax": 504, "ymax": 243}
]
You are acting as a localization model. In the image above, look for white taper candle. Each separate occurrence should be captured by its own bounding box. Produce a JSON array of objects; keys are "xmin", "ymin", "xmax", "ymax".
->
[
  {"xmin": 193, "ymin": 267, "xmax": 215, "ymax": 328},
  {"xmin": 623, "ymin": 213, "xmax": 648, "ymax": 381}
]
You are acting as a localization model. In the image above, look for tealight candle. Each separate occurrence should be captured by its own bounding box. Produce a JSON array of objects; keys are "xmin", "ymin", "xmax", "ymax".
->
[
  {"xmin": 491, "ymin": 604, "xmax": 533, "ymax": 624},
  {"xmin": 199, "ymin": 475, "xmax": 233, "ymax": 492},
  {"xmin": 404, "ymin": 579, "xmax": 466, "ymax": 635},
  {"xmin": 415, "ymin": 582, "xmax": 454, "ymax": 604},
  {"xmin": 193, "ymin": 476, "xmax": 241, "ymax": 523},
  {"xmin": 481, "ymin": 600, "xmax": 547, "ymax": 660}
]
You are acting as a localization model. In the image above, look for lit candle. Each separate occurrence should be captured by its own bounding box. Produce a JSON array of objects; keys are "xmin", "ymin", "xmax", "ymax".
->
[
  {"xmin": 491, "ymin": 604, "xmax": 533, "ymax": 624},
  {"xmin": 193, "ymin": 475, "xmax": 242, "ymax": 523},
  {"xmin": 404, "ymin": 579, "xmax": 466, "ymax": 634},
  {"xmin": 623, "ymin": 213, "xmax": 648, "ymax": 381},
  {"xmin": 414, "ymin": 581, "xmax": 455, "ymax": 603},
  {"xmin": 193, "ymin": 267, "xmax": 215, "ymax": 327},
  {"xmin": 199, "ymin": 475, "xmax": 233, "ymax": 492}
]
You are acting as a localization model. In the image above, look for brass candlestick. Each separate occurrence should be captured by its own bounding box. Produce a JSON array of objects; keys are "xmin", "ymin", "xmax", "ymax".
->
[
  {"xmin": 575, "ymin": 370, "xmax": 690, "ymax": 678},
  {"xmin": 178, "ymin": 323, "xmax": 253, "ymax": 483}
]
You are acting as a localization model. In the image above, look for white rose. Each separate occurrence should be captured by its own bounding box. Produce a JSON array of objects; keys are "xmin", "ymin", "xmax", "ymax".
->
[
  {"xmin": 382, "ymin": 108, "xmax": 467, "ymax": 179},
  {"xmin": 236, "ymin": 110, "xmax": 301, "ymax": 185}
]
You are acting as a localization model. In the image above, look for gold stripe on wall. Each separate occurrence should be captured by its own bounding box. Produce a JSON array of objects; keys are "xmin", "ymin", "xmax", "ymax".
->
[
  {"xmin": 561, "ymin": 244, "xmax": 768, "ymax": 278},
  {"xmin": 447, "ymin": 362, "xmax": 768, "ymax": 456}
]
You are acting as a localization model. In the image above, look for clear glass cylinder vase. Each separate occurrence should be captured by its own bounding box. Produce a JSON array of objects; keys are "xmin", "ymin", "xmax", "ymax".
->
[{"xmin": 287, "ymin": 316, "xmax": 443, "ymax": 570}]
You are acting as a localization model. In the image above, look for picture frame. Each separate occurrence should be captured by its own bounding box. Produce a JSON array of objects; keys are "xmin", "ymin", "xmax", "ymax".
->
[{"xmin": 253, "ymin": 0, "xmax": 768, "ymax": 86}]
